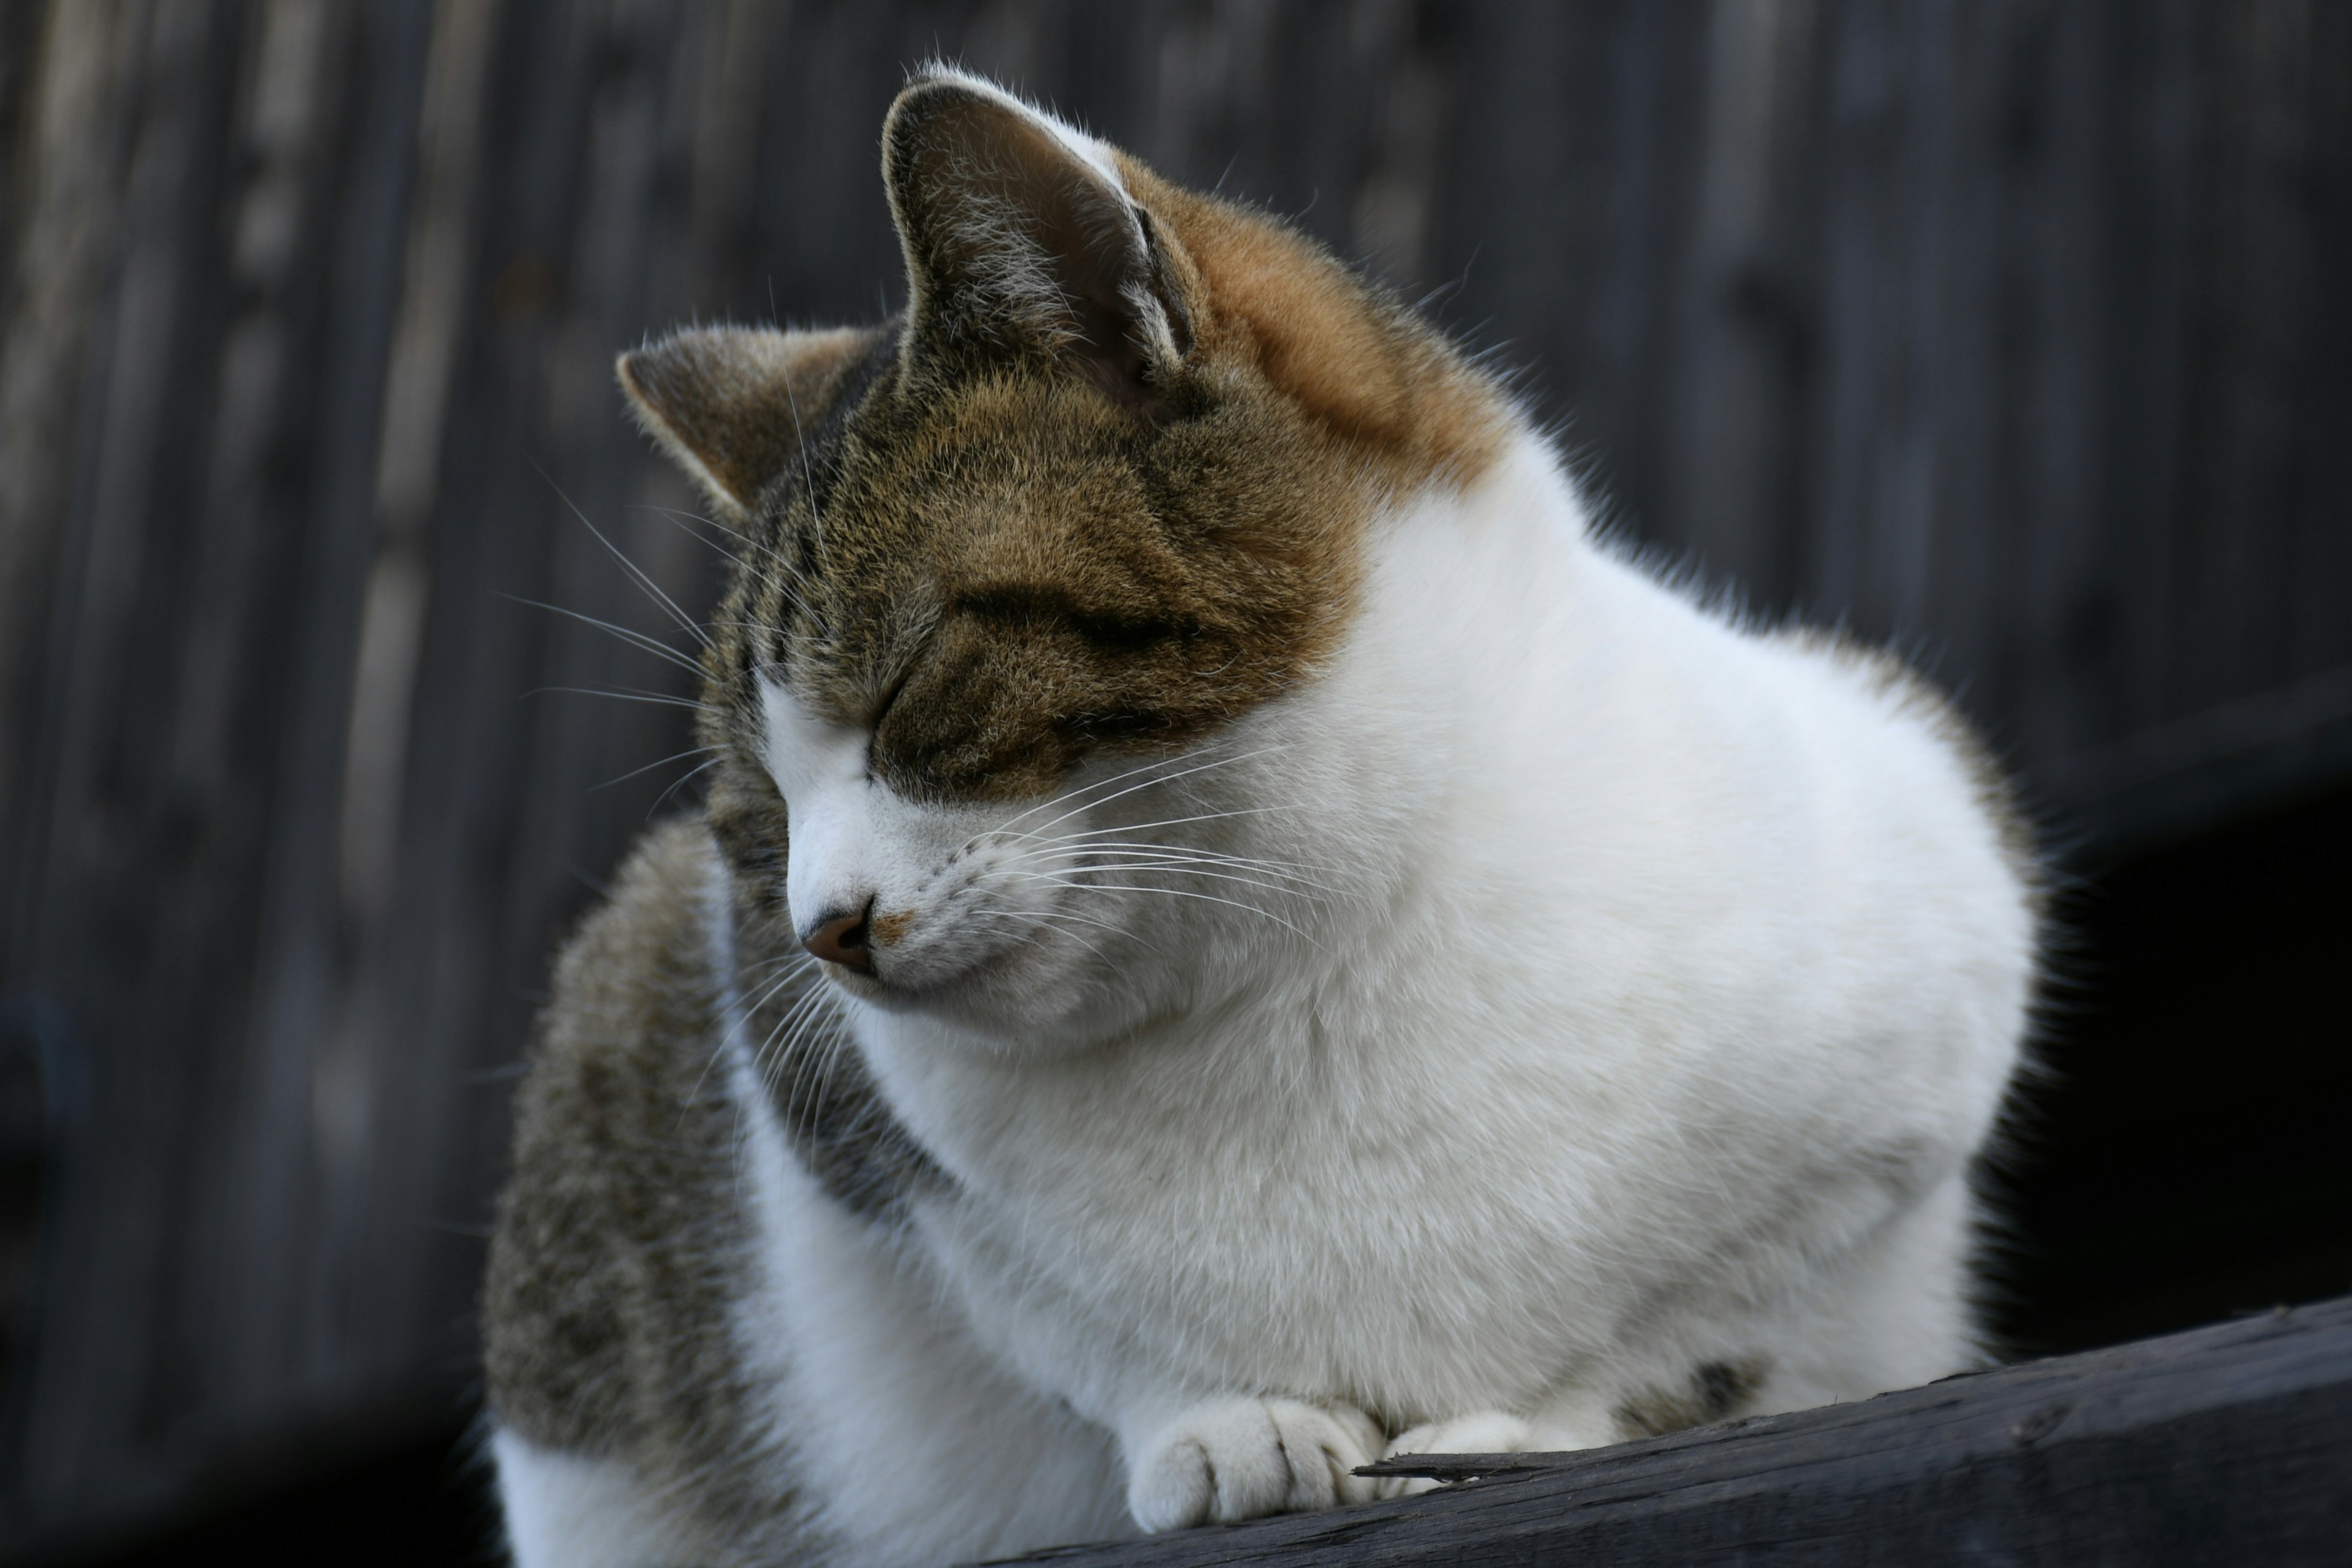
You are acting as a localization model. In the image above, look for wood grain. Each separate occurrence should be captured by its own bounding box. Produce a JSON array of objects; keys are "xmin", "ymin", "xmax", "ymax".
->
[{"xmin": 992, "ymin": 1296, "xmax": 2352, "ymax": 1567}]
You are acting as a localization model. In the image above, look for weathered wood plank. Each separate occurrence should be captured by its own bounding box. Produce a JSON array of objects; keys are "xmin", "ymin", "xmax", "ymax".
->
[{"xmin": 988, "ymin": 1297, "xmax": 2352, "ymax": 1567}]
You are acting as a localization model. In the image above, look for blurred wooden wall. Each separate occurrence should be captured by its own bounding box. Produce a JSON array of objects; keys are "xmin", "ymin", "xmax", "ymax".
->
[{"xmin": 0, "ymin": 0, "xmax": 2344, "ymax": 1554}]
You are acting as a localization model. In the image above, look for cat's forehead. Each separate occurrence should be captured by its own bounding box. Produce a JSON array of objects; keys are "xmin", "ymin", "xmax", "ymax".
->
[{"xmin": 741, "ymin": 362, "xmax": 1366, "ymax": 804}]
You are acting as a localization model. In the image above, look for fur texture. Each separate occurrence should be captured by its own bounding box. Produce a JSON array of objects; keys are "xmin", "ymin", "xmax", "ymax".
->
[{"xmin": 483, "ymin": 68, "xmax": 2037, "ymax": 1567}]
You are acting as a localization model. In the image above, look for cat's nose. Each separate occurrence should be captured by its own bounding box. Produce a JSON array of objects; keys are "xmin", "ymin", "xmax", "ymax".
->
[{"xmin": 801, "ymin": 899, "xmax": 875, "ymax": 973}]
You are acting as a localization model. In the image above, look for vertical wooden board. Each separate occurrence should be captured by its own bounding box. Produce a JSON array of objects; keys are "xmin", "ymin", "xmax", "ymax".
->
[
  {"xmin": 1649, "ymin": 0, "xmax": 1825, "ymax": 614},
  {"xmin": 204, "ymin": 0, "xmax": 431, "ymax": 1441},
  {"xmin": 355, "ymin": 0, "xmax": 658, "ymax": 1397},
  {"xmin": 1805, "ymin": 0, "xmax": 1944, "ymax": 655},
  {"xmin": 2163, "ymin": 0, "xmax": 2352, "ymax": 725},
  {"xmin": 0, "ymin": 1, "xmax": 146, "ymax": 1000},
  {"xmin": 2291, "ymin": 4, "xmax": 2352, "ymax": 685},
  {"xmin": 736, "ymin": 0, "xmax": 922, "ymax": 328},
  {"xmin": 17, "ymin": 0, "xmax": 269, "ymax": 1517},
  {"xmin": 407, "ymin": 0, "xmax": 710, "ymax": 1376},
  {"xmin": 1440, "ymin": 1, "xmax": 1714, "ymax": 557},
  {"xmin": 143, "ymin": 0, "xmax": 378, "ymax": 1446},
  {"xmin": 1924, "ymin": 0, "xmax": 2116, "ymax": 772},
  {"xmin": 2090, "ymin": 0, "xmax": 2201, "ymax": 750}
]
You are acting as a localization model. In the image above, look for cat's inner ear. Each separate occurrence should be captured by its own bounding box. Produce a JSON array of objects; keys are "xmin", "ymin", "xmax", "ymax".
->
[
  {"xmin": 617, "ymin": 325, "xmax": 871, "ymax": 521},
  {"xmin": 884, "ymin": 74, "xmax": 1189, "ymax": 414}
]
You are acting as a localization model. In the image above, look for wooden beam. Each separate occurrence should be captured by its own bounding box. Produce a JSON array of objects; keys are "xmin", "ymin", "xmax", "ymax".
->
[{"xmin": 985, "ymin": 1295, "xmax": 2352, "ymax": 1566}]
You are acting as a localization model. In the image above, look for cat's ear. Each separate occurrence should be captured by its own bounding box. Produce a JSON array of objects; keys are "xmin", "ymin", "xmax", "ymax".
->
[
  {"xmin": 617, "ymin": 325, "xmax": 872, "ymax": 521},
  {"xmin": 884, "ymin": 70, "xmax": 1189, "ymax": 415}
]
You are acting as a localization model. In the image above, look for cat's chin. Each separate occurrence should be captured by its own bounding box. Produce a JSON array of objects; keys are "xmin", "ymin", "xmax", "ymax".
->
[{"xmin": 834, "ymin": 940, "xmax": 1163, "ymax": 1055}]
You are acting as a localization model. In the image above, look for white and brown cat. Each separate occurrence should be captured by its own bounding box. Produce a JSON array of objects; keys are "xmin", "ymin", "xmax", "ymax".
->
[{"xmin": 483, "ymin": 67, "xmax": 2038, "ymax": 1567}]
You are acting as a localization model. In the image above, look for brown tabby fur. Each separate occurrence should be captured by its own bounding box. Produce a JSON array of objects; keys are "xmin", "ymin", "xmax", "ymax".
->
[{"xmin": 483, "ymin": 820, "xmax": 812, "ymax": 1558}]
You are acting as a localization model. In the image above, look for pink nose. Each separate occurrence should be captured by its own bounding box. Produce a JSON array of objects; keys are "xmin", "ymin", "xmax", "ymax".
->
[{"xmin": 801, "ymin": 902, "xmax": 873, "ymax": 973}]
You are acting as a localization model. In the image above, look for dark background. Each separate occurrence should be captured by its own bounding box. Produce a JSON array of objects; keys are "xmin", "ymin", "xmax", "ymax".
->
[{"xmin": 0, "ymin": 1, "xmax": 2345, "ymax": 1562}]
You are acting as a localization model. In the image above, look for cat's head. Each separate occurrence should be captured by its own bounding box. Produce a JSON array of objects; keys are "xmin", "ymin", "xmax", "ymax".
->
[{"xmin": 620, "ymin": 69, "xmax": 1505, "ymax": 1043}]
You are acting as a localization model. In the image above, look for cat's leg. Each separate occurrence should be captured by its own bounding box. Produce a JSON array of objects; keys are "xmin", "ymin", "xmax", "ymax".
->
[
  {"xmin": 1120, "ymin": 1394, "xmax": 1385, "ymax": 1531},
  {"xmin": 1371, "ymin": 1389, "xmax": 1621, "ymax": 1499},
  {"xmin": 1374, "ymin": 1170, "xmax": 1990, "ymax": 1499},
  {"xmin": 746, "ymin": 1161, "xmax": 1135, "ymax": 1562},
  {"xmin": 1758, "ymin": 1166, "xmax": 1988, "ymax": 1409},
  {"xmin": 492, "ymin": 1429, "xmax": 684, "ymax": 1568}
]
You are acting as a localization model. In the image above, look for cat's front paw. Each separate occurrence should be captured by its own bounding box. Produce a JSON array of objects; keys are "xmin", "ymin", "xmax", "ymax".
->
[
  {"xmin": 1127, "ymin": 1396, "xmax": 1384, "ymax": 1532},
  {"xmin": 1373, "ymin": 1411, "xmax": 1536, "ymax": 1499}
]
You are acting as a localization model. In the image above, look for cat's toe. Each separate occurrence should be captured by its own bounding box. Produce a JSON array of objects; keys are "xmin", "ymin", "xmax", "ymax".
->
[
  {"xmin": 1374, "ymin": 1411, "xmax": 1536, "ymax": 1499},
  {"xmin": 1128, "ymin": 1396, "xmax": 1383, "ymax": 1532}
]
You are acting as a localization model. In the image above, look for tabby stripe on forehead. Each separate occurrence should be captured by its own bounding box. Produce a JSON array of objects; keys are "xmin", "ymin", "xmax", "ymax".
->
[
  {"xmin": 956, "ymin": 585, "xmax": 1202, "ymax": 654},
  {"xmin": 767, "ymin": 325, "xmax": 902, "ymax": 594}
]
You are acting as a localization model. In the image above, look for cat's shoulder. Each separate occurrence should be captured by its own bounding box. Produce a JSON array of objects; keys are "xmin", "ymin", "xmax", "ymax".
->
[
  {"xmin": 538, "ymin": 813, "xmax": 728, "ymax": 1072},
  {"xmin": 484, "ymin": 814, "xmax": 750, "ymax": 1455}
]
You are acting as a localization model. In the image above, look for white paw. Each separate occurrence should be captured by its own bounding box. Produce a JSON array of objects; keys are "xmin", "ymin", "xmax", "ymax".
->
[
  {"xmin": 1127, "ymin": 1396, "xmax": 1384, "ymax": 1532},
  {"xmin": 1373, "ymin": 1410, "xmax": 1535, "ymax": 1500}
]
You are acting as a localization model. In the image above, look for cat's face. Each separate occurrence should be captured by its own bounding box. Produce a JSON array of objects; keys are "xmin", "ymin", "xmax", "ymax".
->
[{"xmin": 622, "ymin": 71, "xmax": 1501, "ymax": 1042}]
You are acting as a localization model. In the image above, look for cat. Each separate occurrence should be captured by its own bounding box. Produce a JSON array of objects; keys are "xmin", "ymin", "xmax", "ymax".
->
[{"xmin": 481, "ymin": 67, "xmax": 2038, "ymax": 1568}]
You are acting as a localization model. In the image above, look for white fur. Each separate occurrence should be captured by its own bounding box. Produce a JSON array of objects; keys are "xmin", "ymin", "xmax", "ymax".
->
[
  {"xmin": 631, "ymin": 428, "xmax": 2036, "ymax": 1565},
  {"xmin": 717, "ymin": 858, "xmax": 1134, "ymax": 1564},
  {"xmin": 494, "ymin": 1432, "xmax": 683, "ymax": 1568}
]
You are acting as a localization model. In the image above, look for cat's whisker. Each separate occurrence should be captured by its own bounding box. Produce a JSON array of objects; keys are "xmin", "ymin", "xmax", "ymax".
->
[
  {"xmin": 752, "ymin": 959, "xmax": 846, "ymax": 1114},
  {"xmin": 776, "ymin": 363, "xmax": 845, "ymax": 588},
  {"xmin": 502, "ymin": 595, "xmax": 708, "ymax": 679},
  {"xmin": 715, "ymin": 621, "xmax": 824, "ymax": 648},
  {"xmin": 792, "ymin": 1017, "xmax": 858, "ymax": 1155},
  {"xmin": 592, "ymin": 744, "xmax": 717, "ymax": 792},
  {"xmin": 1007, "ymin": 866, "xmax": 1324, "ymax": 913},
  {"xmin": 1004, "ymin": 827, "xmax": 1321, "ymax": 864},
  {"xmin": 631, "ymin": 505, "xmax": 812, "ymax": 600},
  {"xmin": 537, "ymin": 472, "xmax": 714, "ymax": 650},
  {"xmin": 999, "ymin": 845, "xmax": 1345, "ymax": 905},
  {"xmin": 527, "ymin": 685, "xmax": 704, "ymax": 712},
  {"xmin": 766, "ymin": 985, "xmax": 844, "ymax": 1136},
  {"xmin": 629, "ymin": 503, "xmax": 747, "ymax": 567},
  {"xmin": 752, "ymin": 985, "xmax": 830, "ymax": 1087},
  {"xmin": 1006, "ymin": 873, "xmax": 1319, "ymax": 944},
  {"xmin": 756, "ymin": 1005, "xmax": 807, "ymax": 1105},
  {"xmin": 998, "ymin": 839, "xmax": 1335, "ymax": 896},
  {"xmin": 1010, "ymin": 859, "xmax": 1331, "ymax": 905},
  {"xmin": 1028, "ymin": 837, "xmax": 1331, "ymax": 874},
  {"xmin": 973, "ymin": 741, "xmax": 1286, "ymax": 852},
  {"xmin": 997, "ymin": 802, "xmax": 1310, "ymax": 852},
  {"xmin": 968, "ymin": 904, "xmax": 1115, "ymax": 960},
  {"xmin": 686, "ymin": 956, "xmax": 821, "ymax": 1116},
  {"xmin": 1005, "ymin": 839, "xmax": 1340, "ymax": 891},
  {"xmin": 970, "ymin": 749, "xmax": 1207, "ymax": 849},
  {"xmin": 758, "ymin": 564, "xmax": 831, "ymax": 639},
  {"xmin": 647, "ymin": 756, "xmax": 723, "ymax": 816},
  {"xmin": 1007, "ymin": 744, "xmax": 1291, "ymax": 843},
  {"xmin": 802, "ymin": 1022, "xmax": 861, "ymax": 1150},
  {"xmin": 740, "ymin": 963, "xmax": 814, "ymax": 1022}
]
